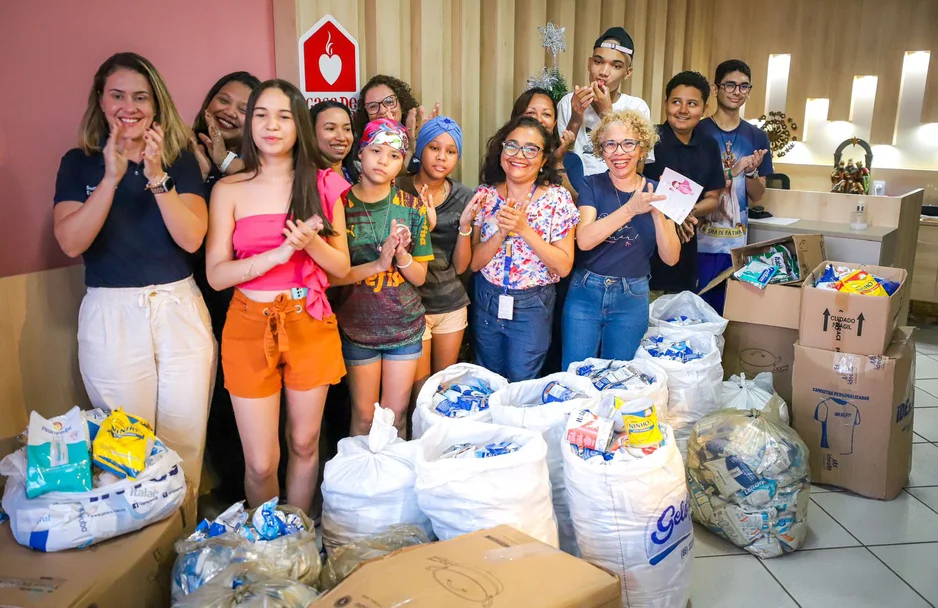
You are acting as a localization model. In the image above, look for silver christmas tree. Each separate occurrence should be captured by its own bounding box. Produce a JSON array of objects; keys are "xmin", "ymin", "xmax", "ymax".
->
[{"xmin": 528, "ymin": 21, "xmax": 569, "ymax": 101}]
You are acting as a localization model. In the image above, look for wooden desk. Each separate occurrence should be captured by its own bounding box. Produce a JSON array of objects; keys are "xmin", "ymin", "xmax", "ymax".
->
[{"xmin": 756, "ymin": 188, "xmax": 924, "ymax": 320}]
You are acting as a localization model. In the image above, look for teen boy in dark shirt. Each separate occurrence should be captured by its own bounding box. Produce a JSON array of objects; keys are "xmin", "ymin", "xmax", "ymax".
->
[{"xmin": 645, "ymin": 71, "xmax": 724, "ymax": 294}]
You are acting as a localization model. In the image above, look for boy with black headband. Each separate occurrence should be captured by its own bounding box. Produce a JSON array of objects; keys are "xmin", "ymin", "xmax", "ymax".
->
[{"xmin": 557, "ymin": 26, "xmax": 653, "ymax": 177}]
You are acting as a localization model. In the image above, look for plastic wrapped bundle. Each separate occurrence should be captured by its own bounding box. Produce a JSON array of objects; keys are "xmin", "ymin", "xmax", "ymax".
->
[
  {"xmin": 686, "ymin": 407, "xmax": 810, "ymax": 558},
  {"xmin": 636, "ymin": 329, "xmax": 723, "ymax": 454},
  {"xmin": 415, "ymin": 419, "xmax": 557, "ymax": 547},
  {"xmin": 1, "ymin": 440, "xmax": 185, "ymax": 552},
  {"xmin": 488, "ymin": 372, "xmax": 600, "ymax": 555},
  {"xmin": 567, "ymin": 358, "xmax": 669, "ymax": 417},
  {"xmin": 413, "ymin": 363, "xmax": 509, "ymax": 438},
  {"xmin": 319, "ymin": 524, "xmax": 431, "ymax": 591},
  {"xmin": 648, "ymin": 291, "xmax": 728, "ymax": 351},
  {"xmin": 563, "ymin": 423, "xmax": 693, "ymax": 608},
  {"xmin": 721, "ymin": 373, "xmax": 790, "ymax": 425},
  {"xmin": 171, "ymin": 500, "xmax": 321, "ymax": 603},
  {"xmin": 172, "ymin": 563, "xmax": 319, "ymax": 608},
  {"xmin": 322, "ymin": 404, "xmax": 432, "ymax": 553}
]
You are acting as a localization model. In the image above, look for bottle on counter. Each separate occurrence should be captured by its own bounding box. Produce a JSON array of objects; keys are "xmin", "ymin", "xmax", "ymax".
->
[{"xmin": 850, "ymin": 200, "xmax": 869, "ymax": 231}]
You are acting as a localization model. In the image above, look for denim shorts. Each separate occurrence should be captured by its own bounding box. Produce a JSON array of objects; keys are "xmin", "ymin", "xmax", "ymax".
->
[{"xmin": 340, "ymin": 335, "xmax": 424, "ymax": 366}]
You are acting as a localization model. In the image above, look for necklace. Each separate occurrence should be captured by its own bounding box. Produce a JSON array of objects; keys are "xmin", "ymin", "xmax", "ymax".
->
[{"xmin": 358, "ymin": 188, "xmax": 395, "ymax": 254}]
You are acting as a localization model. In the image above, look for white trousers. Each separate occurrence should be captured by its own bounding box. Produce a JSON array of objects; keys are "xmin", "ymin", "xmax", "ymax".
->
[{"xmin": 78, "ymin": 276, "xmax": 216, "ymax": 489}]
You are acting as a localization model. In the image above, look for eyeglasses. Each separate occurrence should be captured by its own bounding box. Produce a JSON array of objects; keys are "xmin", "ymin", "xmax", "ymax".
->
[
  {"xmin": 719, "ymin": 81, "xmax": 752, "ymax": 93},
  {"xmin": 601, "ymin": 139, "xmax": 640, "ymax": 155},
  {"xmin": 363, "ymin": 95, "xmax": 399, "ymax": 116},
  {"xmin": 501, "ymin": 140, "xmax": 542, "ymax": 160}
]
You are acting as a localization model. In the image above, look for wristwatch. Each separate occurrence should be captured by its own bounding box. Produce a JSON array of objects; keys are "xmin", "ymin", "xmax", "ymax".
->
[{"xmin": 146, "ymin": 173, "xmax": 175, "ymax": 194}]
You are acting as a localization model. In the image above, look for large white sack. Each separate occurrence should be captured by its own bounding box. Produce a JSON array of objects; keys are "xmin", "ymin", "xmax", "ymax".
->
[
  {"xmin": 415, "ymin": 419, "xmax": 558, "ymax": 547},
  {"xmin": 721, "ymin": 372, "xmax": 790, "ymax": 425},
  {"xmin": 563, "ymin": 424, "xmax": 693, "ymax": 608},
  {"xmin": 322, "ymin": 404, "xmax": 433, "ymax": 553},
  {"xmin": 413, "ymin": 363, "xmax": 508, "ymax": 439},
  {"xmin": 0, "ymin": 444, "xmax": 186, "ymax": 552},
  {"xmin": 649, "ymin": 291, "xmax": 728, "ymax": 351},
  {"xmin": 488, "ymin": 372, "xmax": 600, "ymax": 555},
  {"xmin": 636, "ymin": 328, "xmax": 723, "ymax": 452},
  {"xmin": 567, "ymin": 358, "xmax": 670, "ymax": 417}
]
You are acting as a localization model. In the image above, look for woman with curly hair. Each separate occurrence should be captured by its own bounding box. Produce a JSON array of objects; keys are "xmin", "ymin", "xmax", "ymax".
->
[
  {"xmin": 469, "ymin": 115, "xmax": 579, "ymax": 381},
  {"xmin": 354, "ymin": 75, "xmax": 439, "ymax": 172},
  {"xmin": 561, "ymin": 109, "xmax": 679, "ymax": 367}
]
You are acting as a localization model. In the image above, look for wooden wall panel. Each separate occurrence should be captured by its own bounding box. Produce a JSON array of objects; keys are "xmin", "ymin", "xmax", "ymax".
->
[
  {"xmin": 0, "ymin": 265, "xmax": 89, "ymax": 432},
  {"xmin": 275, "ymin": 0, "xmax": 938, "ymax": 183},
  {"xmin": 869, "ymin": 1, "xmax": 911, "ymax": 144}
]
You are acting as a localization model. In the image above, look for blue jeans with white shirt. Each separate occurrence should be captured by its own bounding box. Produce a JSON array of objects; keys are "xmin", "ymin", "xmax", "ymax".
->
[{"xmin": 561, "ymin": 268, "xmax": 650, "ymax": 368}]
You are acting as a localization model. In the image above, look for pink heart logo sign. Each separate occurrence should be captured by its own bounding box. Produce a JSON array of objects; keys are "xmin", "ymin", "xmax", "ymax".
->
[
  {"xmin": 318, "ymin": 33, "xmax": 342, "ymax": 85},
  {"xmin": 299, "ymin": 15, "xmax": 361, "ymax": 110}
]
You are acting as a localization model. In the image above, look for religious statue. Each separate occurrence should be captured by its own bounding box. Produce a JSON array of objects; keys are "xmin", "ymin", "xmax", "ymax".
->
[
  {"xmin": 856, "ymin": 160, "xmax": 871, "ymax": 194},
  {"xmin": 830, "ymin": 160, "xmax": 846, "ymax": 192}
]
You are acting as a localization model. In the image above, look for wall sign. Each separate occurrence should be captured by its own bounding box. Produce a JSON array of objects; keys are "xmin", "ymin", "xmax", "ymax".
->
[{"xmin": 298, "ymin": 15, "xmax": 360, "ymax": 110}]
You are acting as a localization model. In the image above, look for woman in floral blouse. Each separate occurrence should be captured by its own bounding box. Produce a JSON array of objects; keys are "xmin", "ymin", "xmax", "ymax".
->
[{"xmin": 470, "ymin": 115, "xmax": 579, "ymax": 381}]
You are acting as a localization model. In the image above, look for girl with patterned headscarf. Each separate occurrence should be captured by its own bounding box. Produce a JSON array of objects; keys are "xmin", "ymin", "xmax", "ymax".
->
[
  {"xmin": 397, "ymin": 116, "xmax": 486, "ymax": 405},
  {"xmin": 330, "ymin": 118, "xmax": 435, "ymax": 437}
]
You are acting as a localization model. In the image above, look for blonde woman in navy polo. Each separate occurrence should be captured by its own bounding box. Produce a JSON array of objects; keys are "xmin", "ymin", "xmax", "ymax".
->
[{"xmin": 52, "ymin": 52, "xmax": 214, "ymax": 489}]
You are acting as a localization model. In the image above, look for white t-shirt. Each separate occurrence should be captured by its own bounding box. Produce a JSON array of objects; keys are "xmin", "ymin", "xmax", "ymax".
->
[{"xmin": 557, "ymin": 90, "xmax": 655, "ymax": 176}]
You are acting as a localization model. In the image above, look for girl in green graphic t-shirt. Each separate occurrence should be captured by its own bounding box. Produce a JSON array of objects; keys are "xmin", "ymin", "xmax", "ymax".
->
[{"xmin": 330, "ymin": 119, "xmax": 434, "ymax": 437}]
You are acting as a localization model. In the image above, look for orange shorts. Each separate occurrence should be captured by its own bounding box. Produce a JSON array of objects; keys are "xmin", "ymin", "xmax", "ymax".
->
[{"xmin": 222, "ymin": 290, "xmax": 346, "ymax": 398}]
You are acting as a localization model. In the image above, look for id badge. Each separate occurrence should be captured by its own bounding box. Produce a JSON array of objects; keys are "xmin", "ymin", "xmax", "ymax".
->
[{"xmin": 497, "ymin": 294, "xmax": 514, "ymax": 320}]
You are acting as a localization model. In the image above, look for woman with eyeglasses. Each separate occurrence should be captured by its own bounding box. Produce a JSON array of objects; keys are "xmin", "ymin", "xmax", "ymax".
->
[
  {"xmin": 353, "ymin": 75, "xmax": 439, "ymax": 174},
  {"xmin": 561, "ymin": 110, "xmax": 679, "ymax": 368},
  {"xmin": 470, "ymin": 116, "xmax": 578, "ymax": 381}
]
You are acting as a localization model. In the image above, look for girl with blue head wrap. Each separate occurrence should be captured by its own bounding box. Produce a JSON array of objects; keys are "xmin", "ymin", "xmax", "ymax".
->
[{"xmin": 397, "ymin": 116, "xmax": 485, "ymax": 402}]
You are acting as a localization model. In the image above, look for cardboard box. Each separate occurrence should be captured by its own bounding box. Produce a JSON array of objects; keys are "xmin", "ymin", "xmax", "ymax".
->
[
  {"xmin": 723, "ymin": 321, "xmax": 799, "ymax": 406},
  {"xmin": 0, "ymin": 482, "xmax": 196, "ymax": 608},
  {"xmin": 312, "ymin": 525, "xmax": 621, "ymax": 608},
  {"xmin": 730, "ymin": 234, "xmax": 827, "ymax": 285},
  {"xmin": 724, "ymin": 281, "xmax": 802, "ymax": 330},
  {"xmin": 699, "ymin": 234, "xmax": 825, "ymax": 297},
  {"xmin": 791, "ymin": 328, "xmax": 915, "ymax": 499},
  {"xmin": 799, "ymin": 261, "xmax": 909, "ymax": 356}
]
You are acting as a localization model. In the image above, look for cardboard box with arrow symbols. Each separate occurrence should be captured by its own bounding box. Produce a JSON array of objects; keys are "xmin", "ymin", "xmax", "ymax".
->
[{"xmin": 799, "ymin": 261, "xmax": 908, "ymax": 356}]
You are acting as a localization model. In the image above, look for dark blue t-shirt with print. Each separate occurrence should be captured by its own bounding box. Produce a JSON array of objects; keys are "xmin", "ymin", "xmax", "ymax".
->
[
  {"xmin": 575, "ymin": 172, "xmax": 659, "ymax": 278},
  {"xmin": 53, "ymin": 147, "xmax": 205, "ymax": 288}
]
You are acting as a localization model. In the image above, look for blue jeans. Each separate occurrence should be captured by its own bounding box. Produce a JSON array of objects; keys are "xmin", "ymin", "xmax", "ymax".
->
[
  {"xmin": 698, "ymin": 252, "xmax": 732, "ymax": 315},
  {"xmin": 561, "ymin": 268, "xmax": 650, "ymax": 368},
  {"xmin": 471, "ymin": 275, "xmax": 555, "ymax": 382}
]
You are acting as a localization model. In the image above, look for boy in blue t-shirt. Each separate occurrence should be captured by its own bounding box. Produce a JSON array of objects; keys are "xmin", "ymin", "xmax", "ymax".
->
[{"xmin": 696, "ymin": 59, "xmax": 773, "ymax": 313}]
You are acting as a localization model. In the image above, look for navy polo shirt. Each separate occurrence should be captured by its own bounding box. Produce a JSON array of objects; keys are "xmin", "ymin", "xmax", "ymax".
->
[
  {"xmin": 575, "ymin": 172, "xmax": 660, "ymax": 279},
  {"xmin": 643, "ymin": 123, "xmax": 725, "ymax": 292},
  {"xmin": 53, "ymin": 146, "xmax": 205, "ymax": 288}
]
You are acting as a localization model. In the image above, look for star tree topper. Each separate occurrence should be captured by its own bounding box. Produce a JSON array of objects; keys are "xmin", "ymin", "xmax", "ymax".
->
[{"xmin": 538, "ymin": 21, "xmax": 566, "ymax": 66}]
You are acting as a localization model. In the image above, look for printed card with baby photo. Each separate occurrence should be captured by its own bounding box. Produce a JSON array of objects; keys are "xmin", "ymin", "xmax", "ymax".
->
[{"xmin": 651, "ymin": 167, "xmax": 703, "ymax": 224}]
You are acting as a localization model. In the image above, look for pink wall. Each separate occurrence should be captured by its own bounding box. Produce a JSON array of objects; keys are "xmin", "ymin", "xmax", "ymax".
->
[{"xmin": 0, "ymin": 0, "xmax": 277, "ymax": 277}]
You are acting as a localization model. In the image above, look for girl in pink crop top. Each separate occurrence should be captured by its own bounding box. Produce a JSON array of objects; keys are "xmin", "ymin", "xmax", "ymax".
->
[{"xmin": 203, "ymin": 80, "xmax": 352, "ymax": 513}]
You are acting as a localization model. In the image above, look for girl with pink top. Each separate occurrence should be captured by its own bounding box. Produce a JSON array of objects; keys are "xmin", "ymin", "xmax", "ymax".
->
[{"xmin": 205, "ymin": 80, "xmax": 351, "ymax": 511}]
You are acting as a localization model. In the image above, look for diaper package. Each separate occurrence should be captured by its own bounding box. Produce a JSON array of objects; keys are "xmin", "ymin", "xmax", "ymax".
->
[
  {"xmin": 92, "ymin": 407, "xmax": 156, "ymax": 480},
  {"xmin": 25, "ymin": 407, "xmax": 92, "ymax": 498}
]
